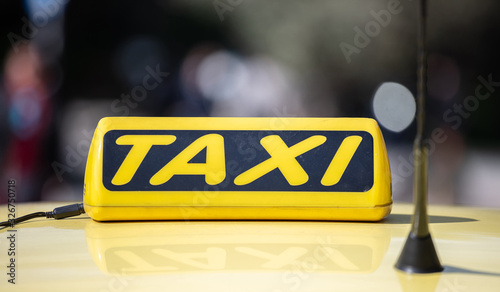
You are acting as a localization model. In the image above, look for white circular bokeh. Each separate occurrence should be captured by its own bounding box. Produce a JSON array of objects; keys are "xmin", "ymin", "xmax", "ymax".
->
[{"xmin": 372, "ymin": 82, "xmax": 416, "ymax": 132}]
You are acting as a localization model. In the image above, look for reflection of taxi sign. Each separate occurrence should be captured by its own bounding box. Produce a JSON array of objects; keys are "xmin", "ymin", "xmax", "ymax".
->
[
  {"xmin": 84, "ymin": 220, "xmax": 390, "ymax": 275},
  {"xmin": 84, "ymin": 117, "xmax": 392, "ymax": 221}
]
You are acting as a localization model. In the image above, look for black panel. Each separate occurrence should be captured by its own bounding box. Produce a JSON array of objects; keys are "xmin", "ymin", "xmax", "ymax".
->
[{"xmin": 102, "ymin": 130, "xmax": 373, "ymax": 192}]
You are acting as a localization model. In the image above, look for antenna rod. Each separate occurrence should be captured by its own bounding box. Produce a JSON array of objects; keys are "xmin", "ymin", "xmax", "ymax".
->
[
  {"xmin": 395, "ymin": 0, "xmax": 443, "ymax": 273},
  {"xmin": 416, "ymin": 0, "xmax": 427, "ymax": 146},
  {"xmin": 413, "ymin": 0, "xmax": 429, "ymax": 239}
]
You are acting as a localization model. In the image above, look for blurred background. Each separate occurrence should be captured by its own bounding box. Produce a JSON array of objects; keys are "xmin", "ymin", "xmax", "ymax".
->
[{"xmin": 0, "ymin": 0, "xmax": 499, "ymax": 207}]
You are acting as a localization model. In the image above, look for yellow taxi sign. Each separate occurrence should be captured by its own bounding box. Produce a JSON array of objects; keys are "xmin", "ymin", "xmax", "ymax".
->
[{"xmin": 83, "ymin": 117, "xmax": 392, "ymax": 221}]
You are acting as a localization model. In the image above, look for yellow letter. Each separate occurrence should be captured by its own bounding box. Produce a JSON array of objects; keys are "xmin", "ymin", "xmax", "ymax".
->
[
  {"xmin": 321, "ymin": 135, "xmax": 362, "ymax": 186},
  {"xmin": 111, "ymin": 135, "xmax": 177, "ymax": 185},
  {"xmin": 234, "ymin": 135, "xmax": 326, "ymax": 186},
  {"xmin": 150, "ymin": 134, "xmax": 225, "ymax": 185}
]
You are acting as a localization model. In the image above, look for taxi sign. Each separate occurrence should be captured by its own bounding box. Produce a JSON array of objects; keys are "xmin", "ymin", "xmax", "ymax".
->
[{"xmin": 83, "ymin": 117, "xmax": 392, "ymax": 221}]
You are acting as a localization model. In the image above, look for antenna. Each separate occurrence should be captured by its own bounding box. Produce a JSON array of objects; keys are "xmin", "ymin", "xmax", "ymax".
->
[{"xmin": 394, "ymin": 0, "xmax": 444, "ymax": 273}]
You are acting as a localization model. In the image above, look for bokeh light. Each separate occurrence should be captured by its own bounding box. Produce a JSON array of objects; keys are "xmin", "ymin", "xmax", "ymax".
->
[{"xmin": 372, "ymin": 82, "xmax": 416, "ymax": 133}]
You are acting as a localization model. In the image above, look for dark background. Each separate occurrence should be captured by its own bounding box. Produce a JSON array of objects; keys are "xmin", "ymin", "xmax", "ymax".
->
[{"xmin": 1, "ymin": 0, "xmax": 499, "ymax": 206}]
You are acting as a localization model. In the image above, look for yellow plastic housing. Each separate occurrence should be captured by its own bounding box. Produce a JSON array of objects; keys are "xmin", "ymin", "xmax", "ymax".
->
[{"xmin": 83, "ymin": 117, "xmax": 392, "ymax": 221}]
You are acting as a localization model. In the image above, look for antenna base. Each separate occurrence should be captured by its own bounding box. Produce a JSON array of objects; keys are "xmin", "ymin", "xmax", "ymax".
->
[{"xmin": 395, "ymin": 233, "xmax": 443, "ymax": 273}]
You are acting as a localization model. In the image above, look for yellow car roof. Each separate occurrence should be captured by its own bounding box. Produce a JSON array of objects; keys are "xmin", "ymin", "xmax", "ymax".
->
[{"xmin": 1, "ymin": 202, "xmax": 499, "ymax": 291}]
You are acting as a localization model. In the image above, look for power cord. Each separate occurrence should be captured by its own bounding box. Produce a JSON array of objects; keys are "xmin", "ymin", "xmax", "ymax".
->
[{"xmin": 0, "ymin": 203, "xmax": 85, "ymax": 228}]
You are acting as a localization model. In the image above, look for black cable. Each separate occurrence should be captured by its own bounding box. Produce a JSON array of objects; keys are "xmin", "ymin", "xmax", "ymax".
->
[
  {"xmin": 0, "ymin": 212, "xmax": 47, "ymax": 227},
  {"xmin": 0, "ymin": 203, "xmax": 85, "ymax": 228}
]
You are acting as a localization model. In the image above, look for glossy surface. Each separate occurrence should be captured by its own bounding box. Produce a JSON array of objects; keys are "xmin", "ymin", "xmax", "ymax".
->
[{"xmin": 1, "ymin": 202, "xmax": 499, "ymax": 291}]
